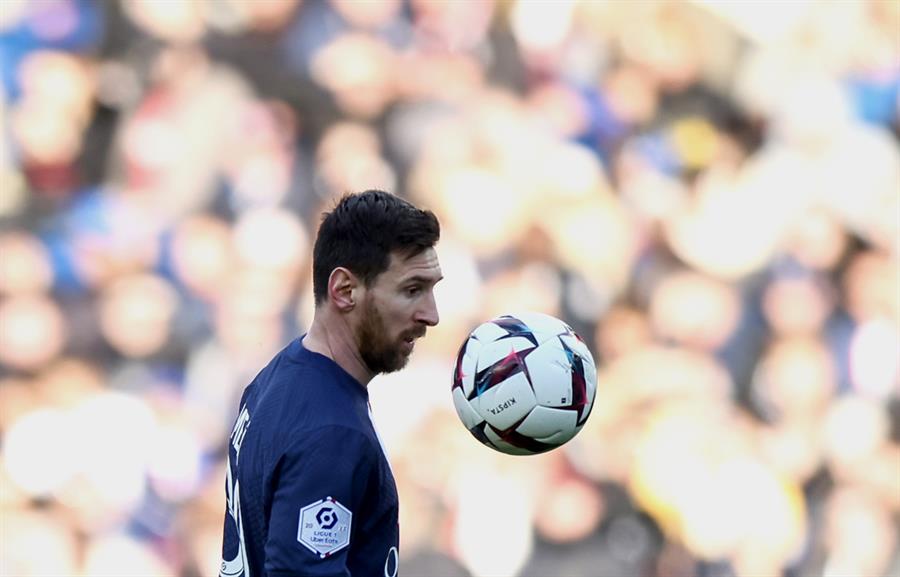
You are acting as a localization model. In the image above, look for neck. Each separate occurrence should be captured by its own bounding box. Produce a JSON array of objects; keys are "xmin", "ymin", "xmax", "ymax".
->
[{"xmin": 304, "ymin": 310, "xmax": 374, "ymax": 386}]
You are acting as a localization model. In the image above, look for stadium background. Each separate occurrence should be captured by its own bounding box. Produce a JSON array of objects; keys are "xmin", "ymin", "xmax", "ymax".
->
[{"xmin": 1, "ymin": 0, "xmax": 898, "ymax": 576}]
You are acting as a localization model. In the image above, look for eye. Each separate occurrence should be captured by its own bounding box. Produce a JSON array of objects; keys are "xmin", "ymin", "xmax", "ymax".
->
[{"xmin": 405, "ymin": 286, "xmax": 422, "ymax": 297}]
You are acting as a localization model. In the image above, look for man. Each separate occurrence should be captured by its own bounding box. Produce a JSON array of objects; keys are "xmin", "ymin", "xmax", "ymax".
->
[{"xmin": 220, "ymin": 190, "xmax": 442, "ymax": 577}]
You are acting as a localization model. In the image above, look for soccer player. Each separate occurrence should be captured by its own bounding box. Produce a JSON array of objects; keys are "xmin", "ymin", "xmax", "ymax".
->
[{"xmin": 220, "ymin": 190, "xmax": 442, "ymax": 577}]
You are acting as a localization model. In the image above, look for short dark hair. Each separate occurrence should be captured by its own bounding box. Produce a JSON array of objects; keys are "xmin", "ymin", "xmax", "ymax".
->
[{"xmin": 312, "ymin": 190, "xmax": 440, "ymax": 305}]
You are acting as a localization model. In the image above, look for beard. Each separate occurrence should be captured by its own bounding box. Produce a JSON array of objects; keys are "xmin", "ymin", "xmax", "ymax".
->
[{"xmin": 356, "ymin": 296, "xmax": 412, "ymax": 375}]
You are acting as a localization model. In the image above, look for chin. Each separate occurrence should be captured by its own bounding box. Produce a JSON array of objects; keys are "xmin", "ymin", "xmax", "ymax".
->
[
  {"xmin": 385, "ymin": 353, "xmax": 410, "ymax": 373},
  {"xmin": 384, "ymin": 356, "xmax": 410, "ymax": 374}
]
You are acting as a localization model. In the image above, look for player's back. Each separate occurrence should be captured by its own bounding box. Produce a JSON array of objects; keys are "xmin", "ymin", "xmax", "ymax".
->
[{"xmin": 220, "ymin": 337, "xmax": 399, "ymax": 577}]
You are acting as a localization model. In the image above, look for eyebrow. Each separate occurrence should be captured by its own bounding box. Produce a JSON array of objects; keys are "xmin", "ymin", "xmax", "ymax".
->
[{"xmin": 401, "ymin": 275, "xmax": 443, "ymax": 285}]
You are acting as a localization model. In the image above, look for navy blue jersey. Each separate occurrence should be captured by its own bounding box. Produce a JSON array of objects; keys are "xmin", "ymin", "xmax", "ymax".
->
[{"xmin": 220, "ymin": 337, "xmax": 400, "ymax": 577}]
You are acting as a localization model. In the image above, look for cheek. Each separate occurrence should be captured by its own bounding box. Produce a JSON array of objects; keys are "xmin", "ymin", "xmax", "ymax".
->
[{"xmin": 380, "ymin": 299, "xmax": 412, "ymax": 333}]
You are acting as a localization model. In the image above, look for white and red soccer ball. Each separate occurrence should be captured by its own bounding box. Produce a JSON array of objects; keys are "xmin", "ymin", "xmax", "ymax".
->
[{"xmin": 451, "ymin": 312, "xmax": 597, "ymax": 455}]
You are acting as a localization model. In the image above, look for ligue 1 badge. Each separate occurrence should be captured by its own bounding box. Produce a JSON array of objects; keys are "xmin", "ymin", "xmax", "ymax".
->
[{"xmin": 298, "ymin": 496, "xmax": 352, "ymax": 558}]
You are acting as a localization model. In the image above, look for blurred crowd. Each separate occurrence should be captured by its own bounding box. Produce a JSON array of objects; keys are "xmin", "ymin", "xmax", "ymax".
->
[{"xmin": 1, "ymin": 0, "xmax": 898, "ymax": 576}]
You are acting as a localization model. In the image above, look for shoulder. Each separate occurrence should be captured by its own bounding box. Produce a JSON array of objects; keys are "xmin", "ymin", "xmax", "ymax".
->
[
  {"xmin": 239, "ymin": 341, "xmax": 372, "ymax": 445},
  {"xmin": 260, "ymin": 339, "xmax": 356, "ymax": 399},
  {"xmin": 284, "ymin": 424, "xmax": 379, "ymax": 457},
  {"xmin": 250, "ymin": 342, "xmax": 347, "ymax": 410},
  {"xmin": 278, "ymin": 425, "xmax": 383, "ymax": 477}
]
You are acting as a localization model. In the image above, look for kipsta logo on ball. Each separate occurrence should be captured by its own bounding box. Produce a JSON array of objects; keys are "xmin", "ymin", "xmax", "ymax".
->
[{"xmin": 451, "ymin": 311, "xmax": 597, "ymax": 455}]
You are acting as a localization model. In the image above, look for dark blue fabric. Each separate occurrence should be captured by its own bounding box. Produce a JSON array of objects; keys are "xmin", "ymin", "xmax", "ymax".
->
[{"xmin": 221, "ymin": 337, "xmax": 399, "ymax": 577}]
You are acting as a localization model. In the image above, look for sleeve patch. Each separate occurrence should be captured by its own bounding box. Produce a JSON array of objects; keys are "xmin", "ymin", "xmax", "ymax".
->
[{"xmin": 297, "ymin": 497, "xmax": 352, "ymax": 558}]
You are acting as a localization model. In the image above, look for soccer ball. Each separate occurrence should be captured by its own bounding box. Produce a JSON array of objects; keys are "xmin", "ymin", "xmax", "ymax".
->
[{"xmin": 451, "ymin": 312, "xmax": 597, "ymax": 455}]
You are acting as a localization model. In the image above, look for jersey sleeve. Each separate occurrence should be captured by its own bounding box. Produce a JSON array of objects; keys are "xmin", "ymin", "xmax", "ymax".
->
[{"xmin": 264, "ymin": 425, "xmax": 378, "ymax": 577}]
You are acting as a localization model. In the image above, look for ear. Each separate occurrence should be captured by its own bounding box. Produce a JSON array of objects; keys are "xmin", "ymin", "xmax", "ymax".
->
[{"xmin": 327, "ymin": 267, "xmax": 359, "ymax": 312}]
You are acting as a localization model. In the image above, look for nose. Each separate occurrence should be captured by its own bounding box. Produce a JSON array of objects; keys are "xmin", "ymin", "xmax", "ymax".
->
[{"xmin": 416, "ymin": 292, "xmax": 440, "ymax": 327}]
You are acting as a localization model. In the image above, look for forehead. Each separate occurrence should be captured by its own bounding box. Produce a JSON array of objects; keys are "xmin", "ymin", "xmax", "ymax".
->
[{"xmin": 380, "ymin": 247, "xmax": 442, "ymax": 284}]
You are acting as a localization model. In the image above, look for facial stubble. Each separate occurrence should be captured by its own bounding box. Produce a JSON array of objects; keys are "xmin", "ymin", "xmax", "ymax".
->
[{"xmin": 357, "ymin": 295, "xmax": 411, "ymax": 375}]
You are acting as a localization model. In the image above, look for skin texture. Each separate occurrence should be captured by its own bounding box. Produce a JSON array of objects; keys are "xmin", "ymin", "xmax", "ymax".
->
[{"xmin": 304, "ymin": 247, "xmax": 442, "ymax": 385}]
